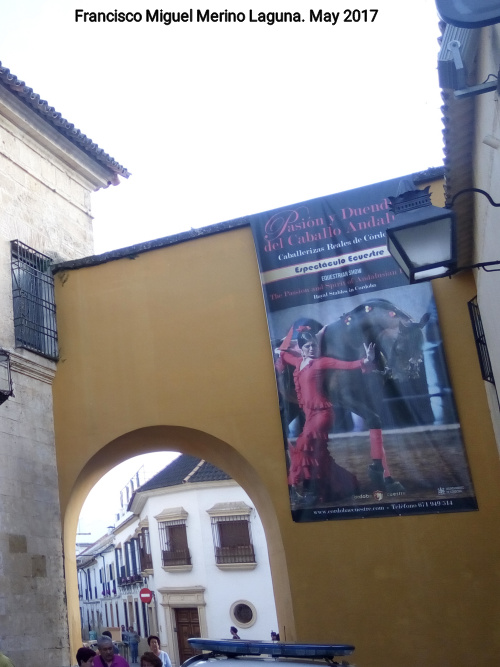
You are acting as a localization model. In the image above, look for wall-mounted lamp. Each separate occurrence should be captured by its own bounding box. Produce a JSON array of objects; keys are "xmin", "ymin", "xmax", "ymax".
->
[
  {"xmin": 0, "ymin": 349, "xmax": 13, "ymax": 406},
  {"xmin": 435, "ymin": 0, "xmax": 500, "ymax": 29},
  {"xmin": 386, "ymin": 183, "xmax": 500, "ymax": 284}
]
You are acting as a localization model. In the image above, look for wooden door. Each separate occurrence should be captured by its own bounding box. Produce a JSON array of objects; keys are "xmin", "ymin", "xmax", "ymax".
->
[{"xmin": 175, "ymin": 607, "xmax": 201, "ymax": 665}]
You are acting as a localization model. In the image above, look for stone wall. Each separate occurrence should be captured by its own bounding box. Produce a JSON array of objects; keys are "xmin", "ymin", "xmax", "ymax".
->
[{"xmin": 0, "ymin": 86, "xmax": 111, "ymax": 665}]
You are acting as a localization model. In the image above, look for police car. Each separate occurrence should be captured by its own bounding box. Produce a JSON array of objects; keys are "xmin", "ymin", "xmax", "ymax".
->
[{"xmin": 181, "ymin": 638, "xmax": 355, "ymax": 667}]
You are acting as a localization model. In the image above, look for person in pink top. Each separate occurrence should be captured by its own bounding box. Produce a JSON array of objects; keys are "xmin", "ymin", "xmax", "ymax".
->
[{"xmin": 277, "ymin": 325, "xmax": 375, "ymax": 503}]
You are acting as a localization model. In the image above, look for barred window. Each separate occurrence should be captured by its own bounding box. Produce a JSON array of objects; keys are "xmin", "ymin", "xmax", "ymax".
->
[
  {"xmin": 158, "ymin": 520, "xmax": 191, "ymax": 566},
  {"xmin": 211, "ymin": 515, "xmax": 255, "ymax": 565},
  {"xmin": 115, "ymin": 547, "xmax": 123, "ymax": 575},
  {"xmin": 129, "ymin": 539, "xmax": 138, "ymax": 574},
  {"xmin": 11, "ymin": 240, "xmax": 58, "ymax": 360},
  {"xmin": 138, "ymin": 527, "xmax": 153, "ymax": 571}
]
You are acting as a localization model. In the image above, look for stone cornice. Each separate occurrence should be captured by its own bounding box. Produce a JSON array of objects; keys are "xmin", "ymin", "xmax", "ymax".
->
[
  {"xmin": 154, "ymin": 507, "xmax": 188, "ymax": 523},
  {"xmin": 9, "ymin": 350, "xmax": 56, "ymax": 385},
  {"xmin": 206, "ymin": 501, "xmax": 252, "ymax": 517}
]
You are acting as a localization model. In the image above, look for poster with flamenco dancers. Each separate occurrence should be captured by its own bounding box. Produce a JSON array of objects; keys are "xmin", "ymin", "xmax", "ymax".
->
[{"xmin": 249, "ymin": 173, "xmax": 478, "ymax": 522}]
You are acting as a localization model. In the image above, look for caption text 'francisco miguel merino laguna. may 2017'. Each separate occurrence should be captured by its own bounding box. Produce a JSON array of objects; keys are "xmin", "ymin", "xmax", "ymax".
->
[{"xmin": 74, "ymin": 8, "xmax": 380, "ymax": 26}]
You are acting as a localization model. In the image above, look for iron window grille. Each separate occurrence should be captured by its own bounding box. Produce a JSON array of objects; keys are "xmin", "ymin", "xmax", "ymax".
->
[
  {"xmin": 210, "ymin": 515, "xmax": 256, "ymax": 565},
  {"xmin": 11, "ymin": 240, "xmax": 58, "ymax": 360},
  {"xmin": 158, "ymin": 519, "xmax": 191, "ymax": 566},
  {"xmin": 468, "ymin": 296, "xmax": 495, "ymax": 384}
]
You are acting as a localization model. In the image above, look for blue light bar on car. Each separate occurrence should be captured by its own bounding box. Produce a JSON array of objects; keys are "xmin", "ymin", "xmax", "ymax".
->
[{"xmin": 187, "ymin": 639, "xmax": 355, "ymax": 658}]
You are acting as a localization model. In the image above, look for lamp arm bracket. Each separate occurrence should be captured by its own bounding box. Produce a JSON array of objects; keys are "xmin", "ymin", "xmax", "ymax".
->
[
  {"xmin": 449, "ymin": 187, "xmax": 500, "ymax": 208},
  {"xmin": 480, "ymin": 262, "xmax": 500, "ymax": 272},
  {"xmin": 453, "ymin": 260, "xmax": 500, "ymax": 275}
]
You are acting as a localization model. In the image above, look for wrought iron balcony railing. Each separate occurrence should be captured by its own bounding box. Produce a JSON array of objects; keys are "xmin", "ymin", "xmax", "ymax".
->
[
  {"xmin": 162, "ymin": 548, "xmax": 191, "ymax": 567},
  {"xmin": 215, "ymin": 545, "xmax": 256, "ymax": 565}
]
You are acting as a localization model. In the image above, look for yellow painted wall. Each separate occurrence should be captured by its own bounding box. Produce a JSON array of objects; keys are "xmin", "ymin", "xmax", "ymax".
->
[{"xmin": 54, "ymin": 208, "xmax": 500, "ymax": 667}]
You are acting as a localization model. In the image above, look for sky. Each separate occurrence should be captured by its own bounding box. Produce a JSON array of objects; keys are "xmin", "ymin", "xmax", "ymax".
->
[
  {"xmin": 1, "ymin": 0, "xmax": 446, "ymax": 538},
  {"xmin": 1, "ymin": 0, "xmax": 445, "ymax": 255},
  {"xmin": 77, "ymin": 452, "xmax": 180, "ymax": 544}
]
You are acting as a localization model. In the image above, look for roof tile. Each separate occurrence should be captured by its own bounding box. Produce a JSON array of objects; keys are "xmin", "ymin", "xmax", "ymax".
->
[
  {"xmin": 0, "ymin": 61, "xmax": 129, "ymax": 180},
  {"xmin": 139, "ymin": 454, "xmax": 231, "ymax": 492}
]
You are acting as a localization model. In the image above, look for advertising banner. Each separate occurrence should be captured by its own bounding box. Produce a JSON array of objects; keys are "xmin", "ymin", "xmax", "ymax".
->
[{"xmin": 249, "ymin": 175, "xmax": 478, "ymax": 522}]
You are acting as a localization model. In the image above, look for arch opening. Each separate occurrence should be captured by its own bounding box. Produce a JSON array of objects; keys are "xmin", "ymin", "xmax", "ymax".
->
[{"xmin": 65, "ymin": 425, "xmax": 294, "ymax": 662}]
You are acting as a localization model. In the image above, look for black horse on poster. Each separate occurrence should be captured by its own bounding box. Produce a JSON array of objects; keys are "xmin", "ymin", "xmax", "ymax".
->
[{"xmin": 319, "ymin": 298, "xmax": 430, "ymax": 419}]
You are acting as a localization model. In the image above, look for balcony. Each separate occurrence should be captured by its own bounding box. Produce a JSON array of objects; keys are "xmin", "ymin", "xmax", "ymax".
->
[
  {"xmin": 215, "ymin": 545, "xmax": 256, "ymax": 568},
  {"xmin": 118, "ymin": 573, "xmax": 143, "ymax": 587},
  {"xmin": 162, "ymin": 548, "xmax": 191, "ymax": 567}
]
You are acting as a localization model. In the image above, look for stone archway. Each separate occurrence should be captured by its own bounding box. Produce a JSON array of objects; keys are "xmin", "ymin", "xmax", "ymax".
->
[{"xmin": 62, "ymin": 425, "xmax": 295, "ymax": 657}]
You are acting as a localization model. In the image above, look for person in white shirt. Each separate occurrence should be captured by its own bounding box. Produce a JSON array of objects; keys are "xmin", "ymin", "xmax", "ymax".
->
[{"xmin": 146, "ymin": 636, "xmax": 172, "ymax": 667}]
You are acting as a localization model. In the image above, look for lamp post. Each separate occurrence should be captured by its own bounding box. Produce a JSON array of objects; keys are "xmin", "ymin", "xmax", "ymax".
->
[
  {"xmin": 0, "ymin": 349, "xmax": 13, "ymax": 406},
  {"xmin": 386, "ymin": 183, "xmax": 500, "ymax": 283}
]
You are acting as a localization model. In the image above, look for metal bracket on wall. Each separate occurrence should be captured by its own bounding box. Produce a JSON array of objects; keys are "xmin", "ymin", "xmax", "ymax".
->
[
  {"xmin": 447, "ymin": 41, "xmax": 499, "ymax": 99},
  {"xmin": 467, "ymin": 295, "xmax": 499, "ymax": 409},
  {"xmin": 468, "ymin": 296, "xmax": 495, "ymax": 384}
]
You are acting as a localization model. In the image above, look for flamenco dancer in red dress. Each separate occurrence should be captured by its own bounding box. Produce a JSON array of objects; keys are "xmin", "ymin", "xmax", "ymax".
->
[{"xmin": 277, "ymin": 325, "xmax": 375, "ymax": 504}]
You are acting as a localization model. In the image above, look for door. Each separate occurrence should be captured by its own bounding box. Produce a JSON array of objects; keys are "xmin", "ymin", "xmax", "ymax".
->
[{"xmin": 175, "ymin": 607, "xmax": 201, "ymax": 665}]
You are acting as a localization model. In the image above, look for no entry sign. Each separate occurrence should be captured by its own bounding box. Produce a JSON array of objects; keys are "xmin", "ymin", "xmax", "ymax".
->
[{"xmin": 139, "ymin": 587, "xmax": 153, "ymax": 604}]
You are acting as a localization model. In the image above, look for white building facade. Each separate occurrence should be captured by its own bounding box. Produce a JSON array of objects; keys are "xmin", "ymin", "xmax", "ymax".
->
[{"xmin": 78, "ymin": 455, "xmax": 279, "ymax": 666}]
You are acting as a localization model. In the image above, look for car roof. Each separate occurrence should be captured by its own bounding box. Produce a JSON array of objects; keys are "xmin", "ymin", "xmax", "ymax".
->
[{"xmin": 183, "ymin": 639, "xmax": 355, "ymax": 667}]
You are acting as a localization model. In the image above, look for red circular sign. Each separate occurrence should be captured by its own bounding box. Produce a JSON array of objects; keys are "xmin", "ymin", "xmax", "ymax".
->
[{"xmin": 139, "ymin": 587, "xmax": 153, "ymax": 604}]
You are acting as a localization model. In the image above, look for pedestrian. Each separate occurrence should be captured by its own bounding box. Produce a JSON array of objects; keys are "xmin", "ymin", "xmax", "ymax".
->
[
  {"xmin": 96, "ymin": 636, "xmax": 130, "ymax": 667},
  {"xmin": 102, "ymin": 632, "xmax": 119, "ymax": 655},
  {"xmin": 140, "ymin": 653, "xmax": 162, "ymax": 667},
  {"xmin": 76, "ymin": 648, "xmax": 97, "ymax": 667},
  {"xmin": 128, "ymin": 627, "xmax": 140, "ymax": 664},
  {"xmin": 147, "ymin": 636, "xmax": 171, "ymax": 667}
]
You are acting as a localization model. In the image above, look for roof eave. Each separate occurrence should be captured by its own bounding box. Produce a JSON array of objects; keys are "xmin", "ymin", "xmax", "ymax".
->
[
  {"xmin": 0, "ymin": 62, "xmax": 129, "ymax": 185},
  {"xmin": 441, "ymin": 88, "xmax": 476, "ymax": 267}
]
